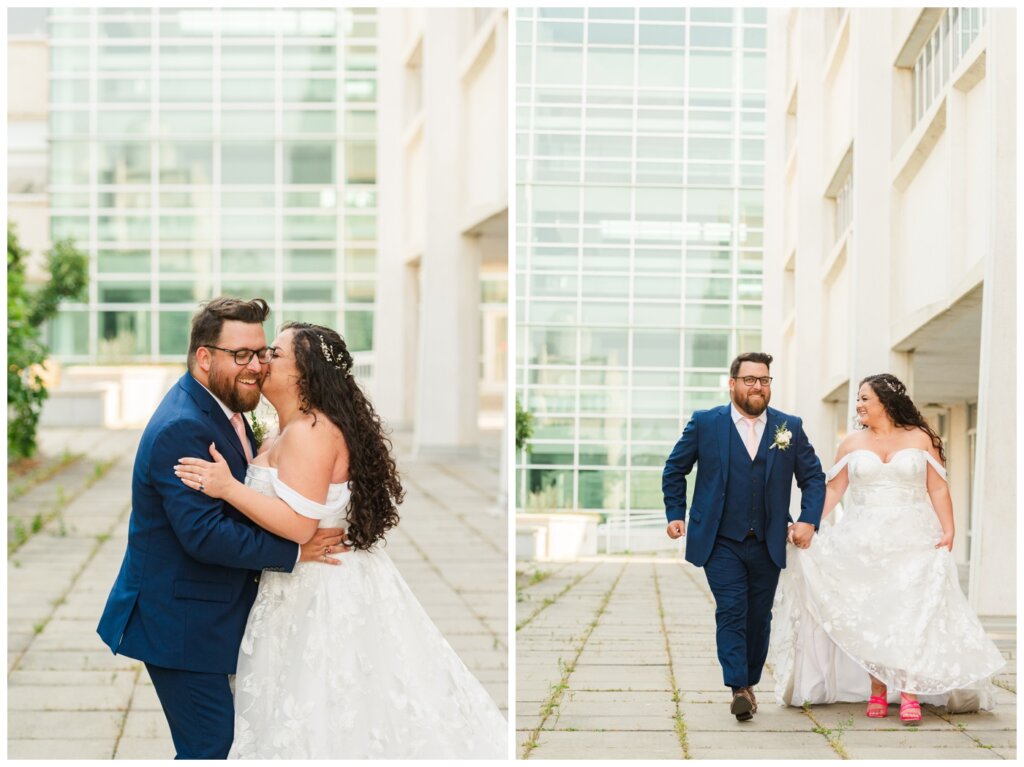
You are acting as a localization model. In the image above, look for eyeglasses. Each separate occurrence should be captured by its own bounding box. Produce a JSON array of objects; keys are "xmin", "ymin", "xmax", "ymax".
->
[
  {"xmin": 733, "ymin": 376, "xmax": 773, "ymax": 387},
  {"xmin": 205, "ymin": 345, "xmax": 278, "ymax": 365}
]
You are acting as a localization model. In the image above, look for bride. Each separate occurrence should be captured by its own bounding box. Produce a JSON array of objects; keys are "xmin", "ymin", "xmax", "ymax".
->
[
  {"xmin": 174, "ymin": 322, "xmax": 507, "ymax": 758},
  {"xmin": 770, "ymin": 373, "xmax": 1004, "ymax": 724}
]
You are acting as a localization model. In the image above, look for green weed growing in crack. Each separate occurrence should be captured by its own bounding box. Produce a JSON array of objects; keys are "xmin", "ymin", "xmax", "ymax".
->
[{"xmin": 30, "ymin": 513, "xmax": 43, "ymax": 534}]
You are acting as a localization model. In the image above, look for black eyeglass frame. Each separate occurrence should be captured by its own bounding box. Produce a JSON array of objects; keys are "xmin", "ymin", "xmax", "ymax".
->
[
  {"xmin": 731, "ymin": 375, "xmax": 773, "ymax": 387},
  {"xmin": 204, "ymin": 345, "xmax": 278, "ymax": 365}
]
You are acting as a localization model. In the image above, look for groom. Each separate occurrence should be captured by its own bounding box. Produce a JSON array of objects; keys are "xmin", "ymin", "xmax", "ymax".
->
[
  {"xmin": 97, "ymin": 297, "xmax": 348, "ymax": 758},
  {"xmin": 663, "ymin": 352, "xmax": 825, "ymax": 721}
]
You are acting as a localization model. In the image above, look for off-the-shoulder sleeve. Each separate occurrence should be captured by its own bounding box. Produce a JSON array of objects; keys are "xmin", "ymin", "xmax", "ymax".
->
[
  {"xmin": 923, "ymin": 452, "xmax": 948, "ymax": 482},
  {"xmin": 825, "ymin": 453, "xmax": 852, "ymax": 483},
  {"xmin": 270, "ymin": 475, "xmax": 337, "ymax": 520}
]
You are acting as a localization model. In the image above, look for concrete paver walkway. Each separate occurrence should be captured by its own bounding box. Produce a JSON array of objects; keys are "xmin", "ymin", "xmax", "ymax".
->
[
  {"xmin": 517, "ymin": 555, "xmax": 1016, "ymax": 760},
  {"xmin": 8, "ymin": 427, "xmax": 507, "ymax": 759}
]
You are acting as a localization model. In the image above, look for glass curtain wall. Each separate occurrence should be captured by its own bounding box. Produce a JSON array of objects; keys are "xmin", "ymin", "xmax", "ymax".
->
[
  {"xmin": 516, "ymin": 7, "xmax": 767, "ymax": 519},
  {"xmin": 46, "ymin": 7, "xmax": 379, "ymax": 363}
]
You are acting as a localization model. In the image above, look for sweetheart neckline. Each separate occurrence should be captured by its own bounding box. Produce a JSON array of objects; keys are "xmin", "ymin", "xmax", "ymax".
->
[{"xmin": 847, "ymin": 447, "xmax": 929, "ymax": 465}]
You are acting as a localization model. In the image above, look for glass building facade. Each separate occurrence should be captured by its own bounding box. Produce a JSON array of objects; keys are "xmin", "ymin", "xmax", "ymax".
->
[
  {"xmin": 45, "ymin": 7, "xmax": 379, "ymax": 363},
  {"xmin": 515, "ymin": 7, "xmax": 767, "ymax": 516}
]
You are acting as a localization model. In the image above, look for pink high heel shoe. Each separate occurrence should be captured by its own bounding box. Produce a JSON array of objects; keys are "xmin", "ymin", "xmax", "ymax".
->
[
  {"xmin": 899, "ymin": 692, "xmax": 922, "ymax": 725},
  {"xmin": 866, "ymin": 694, "xmax": 888, "ymax": 718}
]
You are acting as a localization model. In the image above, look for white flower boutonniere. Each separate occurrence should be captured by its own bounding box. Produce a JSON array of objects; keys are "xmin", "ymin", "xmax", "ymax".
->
[{"xmin": 769, "ymin": 422, "xmax": 793, "ymax": 451}]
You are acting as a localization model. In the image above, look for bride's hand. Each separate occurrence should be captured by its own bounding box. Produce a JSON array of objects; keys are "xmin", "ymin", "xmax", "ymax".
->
[
  {"xmin": 175, "ymin": 443, "xmax": 236, "ymax": 499},
  {"xmin": 935, "ymin": 529, "xmax": 954, "ymax": 552}
]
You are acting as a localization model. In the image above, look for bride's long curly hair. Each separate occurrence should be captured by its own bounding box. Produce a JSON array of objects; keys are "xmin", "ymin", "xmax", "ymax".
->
[
  {"xmin": 856, "ymin": 373, "xmax": 946, "ymax": 462},
  {"xmin": 282, "ymin": 322, "xmax": 404, "ymax": 549}
]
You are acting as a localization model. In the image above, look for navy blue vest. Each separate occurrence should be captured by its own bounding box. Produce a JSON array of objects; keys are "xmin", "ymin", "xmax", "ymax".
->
[{"xmin": 719, "ymin": 421, "xmax": 768, "ymax": 542}]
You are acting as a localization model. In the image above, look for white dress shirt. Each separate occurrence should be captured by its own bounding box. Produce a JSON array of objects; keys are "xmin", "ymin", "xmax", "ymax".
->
[{"xmin": 730, "ymin": 402, "xmax": 767, "ymax": 452}]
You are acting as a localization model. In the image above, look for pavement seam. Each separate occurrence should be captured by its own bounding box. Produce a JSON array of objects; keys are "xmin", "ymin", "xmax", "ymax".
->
[
  {"xmin": 111, "ymin": 665, "xmax": 144, "ymax": 758},
  {"xmin": 8, "ymin": 497, "xmax": 132, "ymax": 676},
  {"xmin": 800, "ymin": 705, "xmax": 851, "ymax": 759},
  {"xmin": 519, "ymin": 561, "xmax": 628, "ymax": 759},
  {"xmin": 932, "ymin": 709, "xmax": 1006, "ymax": 756},
  {"xmin": 652, "ymin": 562, "xmax": 690, "ymax": 759},
  {"xmin": 516, "ymin": 563, "xmax": 600, "ymax": 632},
  {"xmin": 398, "ymin": 532, "xmax": 507, "ymax": 652},
  {"xmin": 8, "ymin": 456, "xmax": 117, "ymax": 556},
  {"xmin": 675, "ymin": 557, "xmax": 715, "ymax": 607},
  {"xmin": 403, "ymin": 465, "xmax": 503, "ymax": 555}
]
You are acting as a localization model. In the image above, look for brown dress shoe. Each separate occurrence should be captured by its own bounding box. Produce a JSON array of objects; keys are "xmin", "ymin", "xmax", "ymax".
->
[
  {"xmin": 731, "ymin": 687, "xmax": 755, "ymax": 721},
  {"xmin": 743, "ymin": 686, "xmax": 758, "ymax": 713}
]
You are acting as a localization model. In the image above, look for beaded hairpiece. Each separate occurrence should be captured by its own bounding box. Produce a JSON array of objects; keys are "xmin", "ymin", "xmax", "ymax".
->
[{"xmin": 318, "ymin": 334, "xmax": 352, "ymax": 377}]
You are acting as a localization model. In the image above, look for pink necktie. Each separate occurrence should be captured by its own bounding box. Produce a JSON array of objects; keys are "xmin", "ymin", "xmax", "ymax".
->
[
  {"xmin": 230, "ymin": 412, "xmax": 254, "ymax": 463},
  {"xmin": 744, "ymin": 418, "xmax": 760, "ymax": 459}
]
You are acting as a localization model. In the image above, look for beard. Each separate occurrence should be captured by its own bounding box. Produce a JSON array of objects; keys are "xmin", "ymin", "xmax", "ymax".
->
[
  {"xmin": 208, "ymin": 362, "xmax": 263, "ymax": 412},
  {"xmin": 734, "ymin": 389, "xmax": 769, "ymax": 417}
]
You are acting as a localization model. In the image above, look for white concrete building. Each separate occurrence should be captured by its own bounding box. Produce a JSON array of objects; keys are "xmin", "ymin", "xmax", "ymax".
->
[
  {"xmin": 376, "ymin": 8, "xmax": 508, "ymax": 456},
  {"xmin": 764, "ymin": 7, "xmax": 1015, "ymax": 615},
  {"xmin": 8, "ymin": 8, "xmax": 50, "ymax": 273}
]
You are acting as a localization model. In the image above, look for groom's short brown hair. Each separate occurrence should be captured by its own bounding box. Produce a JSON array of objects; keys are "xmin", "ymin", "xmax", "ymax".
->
[
  {"xmin": 187, "ymin": 296, "xmax": 271, "ymax": 372},
  {"xmin": 730, "ymin": 352, "xmax": 773, "ymax": 378}
]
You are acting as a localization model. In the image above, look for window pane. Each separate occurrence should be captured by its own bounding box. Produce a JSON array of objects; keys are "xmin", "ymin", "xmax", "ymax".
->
[
  {"xmin": 159, "ymin": 142, "xmax": 213, "ymax": 184},
  {"xmin": 221, "ymin": 214, "xmax": 275, "ymax": 242},
  {"xmin": 159, "ymin": 249, "xmax": 211, "ymax": 273},
  {"xmin": 344, "ymin": 310, "xmax": 373, "ymax": 351},
  {"xmin": 283, "ymin": 215, "xmax": 336, "ymax": 241},
  {"xmin": 222, "ymin": 111, "xmax": 275, "ymax": 135},
  {"xmin": 343, "ymin": 280, "xmax": 374, "ymax": 303},
  {"xmin": 159, "ymin": 280, "xmax": 211, "ymax": 303},
  {"xmin": 284, "ymin": 110, "xmax": 337, "ymax": 133},
  {"xmin": 159, "ymin": 311, "xmax": 192, "ymax": 355},
  {"xmin": 98, "ymin": 281, "xmax": 151, "ymax": 303},
  {"xmin": 99, "ymin": 77, "xmax": 151, "ymax": 102},
  {"xmin": 221, "ymin": 78, "xmax": 275, "ymax": 102},
  {"xmin": 51, "ymin": 45, "xmax": 90, "ymax": 73},
  {"xmin": 685, "ymin": 330, "xmax": 730, "ymax": 367},
  {"xmin": 98, "ymin": 45, "xmax": 151, "ymax": 71},
  {"xmin": 50, "ymin": 141, "xmax": 91, "ymax": 184},
  {"xmin": 222, "ymin": 249, "xmax": 275, "ymax": 272},
  {"xmin": 160, "ymin": 78, "xmax": 212, "ymax": 102},
  {"xmin": 690, "ymin": 50, "xmax": 734, "ymax": 89},
  {"xmin": 156, "ymin": 110, "xmax": 213, "ymax": 135},
  {"xmin": 286, "ymin": 142, "xmax": 335, "ymax": 184},
  {"xmin": 47, "ymin": 311, "xmax": 90, "ymax": 356},
  {"xmin": 99, "ymin": 310, "xmax": 150, "ymax": 358},
  {"xmin": 222, "ymin": 142, "xmax": 275, "ymax": 184},
  {"xmin": 99, "ymin": 110, "xmax": 152, "ymax": 135},
  {"xmin": 345, "ymin": 248, "xmax": 375, "ymax": 273},
  {"xmin": 283, "ymin": 282, "xmax": 335, "ymax": 302},
  {"xmin": 98, "ymin": 250, "xmax": 150, "ymax": 273},
  {"xmin": 283, "ymin": 78, "xmax": 335, "ymax": 103},
  {"xmin": 286, "ymin": 249, "xmax": 337, "ymax": 272},
  {"xmin": 343, "ymin": 141, "xmax": 375, "ymax": 184},
  {"xmin": 221, "ymin": 45, "xmax": 275, "ymax": 70},
  {"xmin": 51, "ymin": 79, "xmax": 92, "ymax": 103},
  {"xmin": 98, "ymin": 141, "xmax": 151, "ymax": 184},
  {"xmin": 159, "ymin": 44, "xmax": 213, "ymax": 70},
  {"xmin": 283, "ymin": 44, "xmax": 335, "ymax": 70}
]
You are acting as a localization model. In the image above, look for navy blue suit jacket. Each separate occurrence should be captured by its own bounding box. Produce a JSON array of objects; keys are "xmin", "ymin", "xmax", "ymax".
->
[
  {"xmin": 97, "ymin": 373, "xmax": 298, "ymax": 674},
  {"xmin": 663, "ymin": 404, "xmax": 825, "ymax": 570}
]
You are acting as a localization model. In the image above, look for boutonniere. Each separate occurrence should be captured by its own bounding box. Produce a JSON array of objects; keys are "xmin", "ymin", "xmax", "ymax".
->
[
  {"xmin": 769, "ymin": 422, "xmax": 792, "ymax": 451},
  {"xmin": 249, "ymin": 410, "xmax": 268, "ymax": 450}
]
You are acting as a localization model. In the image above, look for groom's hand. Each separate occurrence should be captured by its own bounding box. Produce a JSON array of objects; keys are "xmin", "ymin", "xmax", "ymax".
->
[
  {"xmin": 299, "ymin": 527, "xmax": 351, "ymax": 566},
  {"xmin": 666, "ymin": 520, "xmax": 686, "ymax": 539},
  {"xmin": 789, "ymin": 521, "xmax": 815, "ymax": 549}
]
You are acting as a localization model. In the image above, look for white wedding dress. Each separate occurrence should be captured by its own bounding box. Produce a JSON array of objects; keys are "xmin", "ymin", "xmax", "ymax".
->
[
  {"xmin": 770, "ymin": 448, "xmax": 1005, "ymax": 711},
  {"xmin": 228, "ymin": 464, "xmax": 508, "ymax": 759}
]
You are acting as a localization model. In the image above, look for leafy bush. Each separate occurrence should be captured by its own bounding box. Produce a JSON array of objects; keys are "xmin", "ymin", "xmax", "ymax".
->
[{"xmin": 8, "ymin": 225, "xmax": 89, "ymax": 460}]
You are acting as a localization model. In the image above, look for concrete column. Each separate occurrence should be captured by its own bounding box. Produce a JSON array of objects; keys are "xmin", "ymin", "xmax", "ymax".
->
[
  {"xmin": 414, "ymin": 9, "xmax": 480, "ymax": 455},
  {"xmin": 792, "ymin": 11, "xmax": 830, "ymax": 445},
  {"xmin": 373, "ymin": 9, "xmax": 411, "ymax": 428},
  {"xmin": 968, "ymin": 10, "xmax": 1015, "ymax": 616}
]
